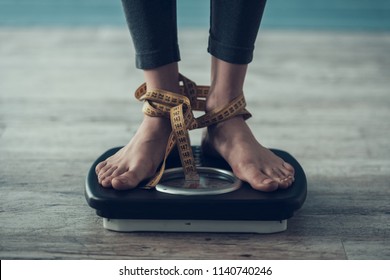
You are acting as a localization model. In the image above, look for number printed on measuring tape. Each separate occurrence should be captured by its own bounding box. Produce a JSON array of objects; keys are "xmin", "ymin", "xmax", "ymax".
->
[{"xmin": 212, "ymin": 266, "xmax": 272, "ymax": 276}]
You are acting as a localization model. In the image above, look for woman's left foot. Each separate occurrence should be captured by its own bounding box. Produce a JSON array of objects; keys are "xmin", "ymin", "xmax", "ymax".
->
[{"xmin": 202, "ymin": 116, "xmax": 295, "ymax": 192}]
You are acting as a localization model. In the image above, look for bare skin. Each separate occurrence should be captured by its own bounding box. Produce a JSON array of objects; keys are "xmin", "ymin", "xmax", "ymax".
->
[
  {"xmin": 202, "ymin": 117, "xmax": 294, "ymax": 191},
  {"xmin": 95, "ymin": 63, "xmax": 177, "ymax": 190},
  {"xmin": 202, "ymin": 57, "xmax": 294, "ymax": 191},
  {"xmin": 96, "ymin": 58, "xmax": 295, "ymax": 191}
]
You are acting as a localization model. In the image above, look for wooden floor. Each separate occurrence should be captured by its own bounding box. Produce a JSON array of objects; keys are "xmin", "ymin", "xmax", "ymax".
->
[{"xmin": 0, "ymin": 28, "xmax": 389, "ymax": 259}]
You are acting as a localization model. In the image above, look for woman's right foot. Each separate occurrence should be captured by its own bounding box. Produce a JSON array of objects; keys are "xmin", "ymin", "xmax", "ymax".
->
[{"xmin": 95, "ymin": 116, "xmax": 171, "ymax": 190}]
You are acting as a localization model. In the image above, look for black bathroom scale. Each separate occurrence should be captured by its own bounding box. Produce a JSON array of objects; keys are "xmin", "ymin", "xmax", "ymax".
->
[{"xmin": 85, "ymin": 146, "xmax": 307, "ymax": 233}]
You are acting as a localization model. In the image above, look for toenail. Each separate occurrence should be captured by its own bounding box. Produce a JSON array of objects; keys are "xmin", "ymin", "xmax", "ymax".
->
[
  {"xmin": 114, "ymin": 177, "xmax": 126, "ymax": 184},
  {"xmin": 262, "ymin": 178, "xmax": 274, "ymax": 184}
]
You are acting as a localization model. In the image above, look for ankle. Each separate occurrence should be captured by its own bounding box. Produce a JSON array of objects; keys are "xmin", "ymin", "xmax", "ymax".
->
[
  {"xmin": 141, "ymin": 115, "xmax": 171, "ymax": 134},
  {"xmin": 205, "ymin": 89, "xmax": 242, "ymax": 112},
  {"xmin": 144, "ymin": 63, "xmax": 180, "ymax": 93}
]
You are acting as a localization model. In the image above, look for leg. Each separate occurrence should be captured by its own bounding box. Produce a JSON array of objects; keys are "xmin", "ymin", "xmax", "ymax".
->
[
  {"xmin": 121, "ymin": 0, "xmax": 180, "ymax": 69},
  {"xmin": 204, "ymin": 0, "xmax": 295, "ymax": 192},
  {"xmin": 96, "ymin": 63, "xmax": 179, "ymax": 190},
  {"xmin": 96, "ymin": 0, "xmax": 180, "ymax": 190}
]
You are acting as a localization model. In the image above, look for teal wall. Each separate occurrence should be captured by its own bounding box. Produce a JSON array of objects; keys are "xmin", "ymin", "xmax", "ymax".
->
[{"xmin": 0, "ymin": 0, "xmax": 389, "ymax": 30}]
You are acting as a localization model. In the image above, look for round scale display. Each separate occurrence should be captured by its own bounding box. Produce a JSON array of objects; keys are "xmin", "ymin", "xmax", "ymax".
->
[{"xmin": 156, "ymin": 167, "xmax": 241, "ymax": 195}]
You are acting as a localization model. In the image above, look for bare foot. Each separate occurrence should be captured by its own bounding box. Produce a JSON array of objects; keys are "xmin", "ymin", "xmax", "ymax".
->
[
  {"xmin": 95, "ymin": 116, "xmax": 171, "ymax": 190},
  {"xmin": 202, "ymin": 116, "xmax": 295, "ymax": 192}
]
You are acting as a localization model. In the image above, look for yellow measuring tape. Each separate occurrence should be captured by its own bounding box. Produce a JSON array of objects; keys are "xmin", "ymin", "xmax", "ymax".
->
[{"xmin": 134, "ymin": 74, "xmax": 251, "ymax": 188}]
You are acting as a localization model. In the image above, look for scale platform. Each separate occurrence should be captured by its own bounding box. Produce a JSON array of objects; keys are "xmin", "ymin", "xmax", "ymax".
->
[{"xmin": 85, "ymin": 146, "xmax": 307, "ymax": 233}]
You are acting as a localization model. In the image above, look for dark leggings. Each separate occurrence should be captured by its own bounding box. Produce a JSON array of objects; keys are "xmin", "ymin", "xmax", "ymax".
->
[{"xmin": 121, "ymin": 0, "xmax": 267, "ymax": 69}]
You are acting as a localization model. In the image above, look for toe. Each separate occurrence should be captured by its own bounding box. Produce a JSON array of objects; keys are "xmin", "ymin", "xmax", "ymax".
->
[
  {"xmin": 251, "ymin": 178, "xmax": 278, "ymax": 192},
  {"xmin": 277, "ymin": 176, "xmax": 294, "ymax": 189},
  {"xmin": 260, "ymin": 167, "xmax": 286, "ymax": 187},
  {"xmin": 104, "ymin": 166, "xmax": 118, "ymax": 178},
  {"xmin": 100, "ymin": 167, "xmax": 127, "ymax": 187},
  {"xmin": 95, "ymin": 161, "xmax": 107, "ymax": 174},
  {"xmin": 111, "ymin": 170, "xmax": 140, "ymax": 190},
  {"xmin": 261, "ymin": 161, "xmax": 295, "ymax": 189},
  {"xmin": 270, "ymin": 167, "xmax": 286, "ymax": 182},
  {"xmin": 101, "ymin": 177, "xmax": 113, "ymax": 188},
  {"xmin": 109, "ymin": 167, "xmax": 128, "ymax": 179},
  {"xmin": 98, "ymin": 166, "xmax": 117, "ymax": 186},
  {"xmin": 283, "ymin": 162, "xmax": 295, "ymax": 175},
  {"xmin": 271, "ymin": 166, "xmax": 295, "ymax": 189},
  {"xmin": 236, "ymin": 165, "xmax": 278, "ymax": 192},
  {"xmin": 251, "ymin": 176, "xmax": 279, "ymax": 192},
  {"xmin": 99, "ymin": 166, "xmax": 116, "ymax": 180},
  {"xmin": 98, "ymin": 163, "xmax": 114, "ymax": 177}
]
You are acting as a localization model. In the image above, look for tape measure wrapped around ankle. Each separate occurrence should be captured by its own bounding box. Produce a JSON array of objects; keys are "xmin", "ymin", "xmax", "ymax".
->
[{"xmin": 134, "ymin": 74, "xmax": 251, "ymax": 188}]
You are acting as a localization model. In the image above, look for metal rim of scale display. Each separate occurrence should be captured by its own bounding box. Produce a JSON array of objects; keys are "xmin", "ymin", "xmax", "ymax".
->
[{"xmin": 156, "ymin": 167, "xmax": 242, "ymax": 195}]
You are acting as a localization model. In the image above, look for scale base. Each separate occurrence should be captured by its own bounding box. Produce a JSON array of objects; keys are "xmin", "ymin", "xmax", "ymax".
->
[
  {"xmin": 85, "ymin": 146, "xmax": 307, "ymax": 233},
  {"xmin": 103, "ymin": 218, "xmax": 287, "ymax": 234}
]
